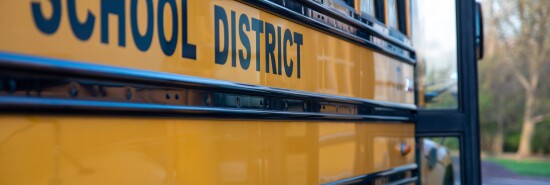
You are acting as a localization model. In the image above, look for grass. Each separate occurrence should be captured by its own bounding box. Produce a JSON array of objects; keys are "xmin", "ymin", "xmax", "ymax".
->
[{"xmin": 486, "ymin": 158, "xmax": 550, "ymax": 177}]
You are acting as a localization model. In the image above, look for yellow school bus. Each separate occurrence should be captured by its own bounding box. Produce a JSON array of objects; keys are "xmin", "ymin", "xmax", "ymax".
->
[{"xmin": 0, "ymin": 0, "xmax": 483, "ymax": 184}]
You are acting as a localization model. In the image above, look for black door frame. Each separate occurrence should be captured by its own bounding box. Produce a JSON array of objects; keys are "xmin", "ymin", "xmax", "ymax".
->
[{"xmin": 416, "ymin": 0, "xmax": 481, "ymax": 184}]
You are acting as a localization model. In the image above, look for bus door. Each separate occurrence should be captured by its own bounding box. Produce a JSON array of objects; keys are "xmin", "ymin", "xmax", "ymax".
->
[{"xmin": 413, "ymin": 0, "xmax": 481, "ymax": 185}]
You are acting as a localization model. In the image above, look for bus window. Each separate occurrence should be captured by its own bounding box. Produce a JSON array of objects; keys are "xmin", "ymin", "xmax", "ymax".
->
[
  {"xmin": 413, "ymin": 0, "xmax": 458, "ymax": 109},
  {"xmin": 359, "ymin": 0, "xmax": 376, "ymax": 17},
  {"xmin": 387, "ymin": 0, "xmax": 398, "ymax": 28},
  {"xmin": 342, "ymin": 0, "xmax": 355, "ymax": 8},
  {"xmin": 420, "ymin": 137, "xmax": 462, "ymax": 185},
  {"xmin": 375, "ymin": 0, "xmax": 386, "ymax": 23},
  {"xmin": 387, "ymin": 0, "xmax": 409, "ymax": 35},
  {"xmin": 397, "ymin": 0, "xmax": 409, "ymax": 35}
]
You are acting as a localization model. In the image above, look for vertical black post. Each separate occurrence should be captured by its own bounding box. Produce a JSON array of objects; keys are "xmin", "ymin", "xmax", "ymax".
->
[
  {"xmin": 416, "ymin": 0, "xmax": 481, "ymax": 184},
  {"xmin": 456, "ymin": 0, "xmax": 481, "ymax": 184}
]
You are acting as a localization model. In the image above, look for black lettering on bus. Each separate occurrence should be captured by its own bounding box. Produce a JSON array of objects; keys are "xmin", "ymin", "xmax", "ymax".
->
[
  {"xmin": 101, "ymin": 0, "xmax": 126, "ymax": 47},
  {"xmin": 251, "ymin": 18, "xmax": 263, "ymax": 72},
  {"xmin": 31, "ymin": 0, "xmax": 62, "ymax": 34},
  {"xmin": 265, "ymin": 22, "xmax": 277, "ymax": 74},
  {"xmin": 214, "ymin": 6, "xmax": 228, "ymax": 65},
  {"xmin": 277, "ymin": 26, "xmax": 282, "ymax": 75},
  {"xmin": 294, "ymin": 32, "xmax": 303, "ymax": 78},
  {"xmin": 181, "ymin": 0, "xmax": 197, "ymax": 60},
  {"xmin": 231, "ymin": 11, "xmax": 237, "ymax": 67},
  {"xmin": 130, "ymin": 0, "xmax": 154, "ymax": 51},
  {"xmin": 158, "ymin": 0, "xmax": 178, "ymax": 56},
  {"xmin": 239, "ymin": 14, "xmax": 251, "ymax": 70},
  {"xmin": 283, "ymin": 29, "xmax": 293, "ymax": 78},
  {"xmin": 68, "ymin": 0, "xmax": 95, "ymax": 40}
]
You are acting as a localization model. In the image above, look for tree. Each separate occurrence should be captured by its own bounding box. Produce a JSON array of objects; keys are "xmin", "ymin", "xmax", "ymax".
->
[
  {"xmin": 490, "ymin": 0, "xmax": 550, "ymax": 159},
  {"xmin": 479, "ymin": 0, "xmax": 522, "ymax": 155},
  {"xmin": 478, "ymin": 52, "xmax": 522, "ymax": 155}
]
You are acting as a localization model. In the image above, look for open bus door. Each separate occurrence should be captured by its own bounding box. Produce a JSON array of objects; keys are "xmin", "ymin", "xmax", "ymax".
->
[{"xmin": 414, "ymin": 0, "xmax": 482, "ymax": 184}]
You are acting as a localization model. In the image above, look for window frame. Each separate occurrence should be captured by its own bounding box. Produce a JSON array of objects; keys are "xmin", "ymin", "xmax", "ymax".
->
[
  {"xmin": 415, "ymin": 0, "xmax": 482, "ymax": 184},
  {"xmin": 358, "ymin": 0, "xmax": 376, "ymax": 17},
  {"xmin": 396, "ymin": 0, "xmax": 408, "ymax": 35},
  {"xmin": 375, "ymin": 0, "xmax": 386, "ymax": 23}
]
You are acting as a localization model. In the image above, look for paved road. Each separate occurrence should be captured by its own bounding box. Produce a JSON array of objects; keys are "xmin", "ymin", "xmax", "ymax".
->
[
  {"xmin": 450, "ymin": 157, "xmax": 550, "ymax": 185},
  {"xmin": 481, "ymin": 160, "xmax": 550, "ymax": 185}
]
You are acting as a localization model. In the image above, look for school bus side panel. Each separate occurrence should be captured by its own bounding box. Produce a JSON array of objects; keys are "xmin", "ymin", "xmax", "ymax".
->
[
  {"xmin": 0, "ymin": 116, "xmax": 414, "ymax": 185},
  {"xmin": 0, "ymin": 0, "xmax": 413, "ymax": 105}
]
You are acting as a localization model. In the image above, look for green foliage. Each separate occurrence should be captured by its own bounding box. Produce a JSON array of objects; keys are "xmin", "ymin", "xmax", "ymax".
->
[
  {"xmin": 478, "ymin": 86, "xmax": 500, "ymax": 151},
  {"xmin": 425, "ymin": 91, "xmax": 457, "ymax": 109},
  {"xmin": 503, "ymin": 131, "xmax": 520, "ymax": 153},
  {"xmin": 486, "ymin": 158, "xmax": 550, "ymax": 177},
  {"xmin": 478, "ymin": 45, "xmax": 525, "ymax": 154},
  {"xmin": 532, "ymin": 121, "xmax": 550, "ymax": 154},
  {"xmin": 443, "ymin": 138, "xmax": 460, "ymax": 151},
  {"xmin": 498, "ymin": 120, "xmax": 550, "ymax": 154},
  {"xmin": 429, "ymin": 137, "xmax": 460, "ymax": 151},
  {"xmin": 477, "ymin": 0, "xmax": 550, "ymax": 157}
]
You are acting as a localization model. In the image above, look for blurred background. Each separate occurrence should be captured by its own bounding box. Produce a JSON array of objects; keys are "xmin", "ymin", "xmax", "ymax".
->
[
  {"xmin": 421, "ymin": 0, "xmax": 550, "ymax": 184},
  {"xmin": 479, "ymin": 0, "xmax": 550, "ymax": 183}
]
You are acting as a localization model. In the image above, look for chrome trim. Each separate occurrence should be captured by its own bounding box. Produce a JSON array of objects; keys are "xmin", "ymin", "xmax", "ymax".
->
[
  {"xmin": 323, "ymin": 164, "xmax": 418, "ymax": 185},
  {"xmin": 388, "ymin": 177, "xmax": 418, "ymax": 185},
  {"xmin": 0, "ymin": 52, "xmax": 416, "ymax": 110},
  {"xmin": 378, "ymin": 163, "xmax": 418, "ymax": 176},
  {"xmin": 0, "ymin": 97, "xmax": 411, "ymax": 121},
  {"xmin": 0, "ymin": 52, "xmax": 416, "ymax": 121}
]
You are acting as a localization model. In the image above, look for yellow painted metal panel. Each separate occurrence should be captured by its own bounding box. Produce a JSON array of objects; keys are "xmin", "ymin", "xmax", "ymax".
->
[
  {"xmin": 374, "ymin": 53, "xmax": 415, "ymax": 103},
  {"xmin": 0, "ymin": 1, "xmax": 418, "ymax": 183},
  {"xmin": 0, "ymin": 0, "xmax": 414, "ymax": 104},
  {"xmin": 0, "ymin": 116, "xmax": 414, "ymax": 185}
]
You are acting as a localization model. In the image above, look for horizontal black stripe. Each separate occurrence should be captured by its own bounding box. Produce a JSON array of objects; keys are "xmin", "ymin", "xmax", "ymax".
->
[
  {"xmin": 239, "ymin": 0, "xmax": 416, "ymax": 65},
  {"xmin": 0, "ymin": 97, "xmax": 412, "ymax": 121},
  {"xmin": 0, "ymin": 52, "xmax": 416, "ymax": 121},
  {"xmin": 323, "ymin": 164, "xmax": 418, "ymax": 185}
]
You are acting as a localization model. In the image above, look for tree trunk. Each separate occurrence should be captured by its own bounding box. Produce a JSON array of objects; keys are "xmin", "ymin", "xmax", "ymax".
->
[
  {"xmin": 517, "ymin": 120, "xmax": 535, "ymax": 159},
  {"xmin": 492, "ymin": 120, "xmax": 504, "ymax": 155},
  {"xmin": 517, "ymin": 92, "xmax": 536, "ymax": 159}
]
